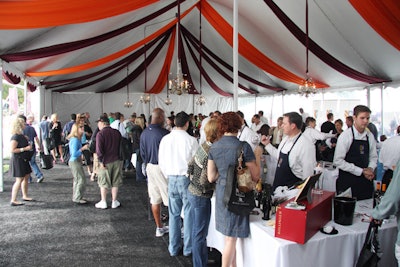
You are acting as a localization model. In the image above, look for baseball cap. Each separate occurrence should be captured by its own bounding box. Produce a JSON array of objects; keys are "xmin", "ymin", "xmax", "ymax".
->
[{"xmin": 96, "ymin": 115, "xmax": 109, "ymax": 123}]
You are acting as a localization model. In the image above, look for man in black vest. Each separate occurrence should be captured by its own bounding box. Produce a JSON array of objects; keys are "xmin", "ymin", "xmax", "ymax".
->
[
  {"xmin": 334, "ymin": 105, "xmax": 378, "ymax": 200},
  {"xmin": 261, "ymin": 112, "xmax": 315, "ymax": 190}
]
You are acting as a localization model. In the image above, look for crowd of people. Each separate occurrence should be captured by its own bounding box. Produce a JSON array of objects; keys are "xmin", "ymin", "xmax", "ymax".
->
[{"xmin": 8, "ymin": 105, "xmax": 400, "ymax": 266}]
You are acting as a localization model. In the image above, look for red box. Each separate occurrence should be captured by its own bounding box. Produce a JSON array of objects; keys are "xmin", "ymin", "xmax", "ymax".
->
[{"xmin": 275, "ymin": 191, "xmax": 334, "ymax": 244}]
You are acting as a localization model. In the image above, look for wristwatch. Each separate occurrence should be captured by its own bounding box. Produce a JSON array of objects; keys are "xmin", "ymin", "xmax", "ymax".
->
[{"xmin": 20, "ymin": 148, "xmax": 24, "ymax": 152}]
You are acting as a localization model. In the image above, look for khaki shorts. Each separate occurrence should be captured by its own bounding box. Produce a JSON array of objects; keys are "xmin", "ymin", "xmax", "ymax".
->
[
  {"xmin": 97, "ymin": 160, "xmax": 123, "ymax": 189},
  {"xmin": 146, "ymin": 163, "xmax": 168, "ymax": 206}
]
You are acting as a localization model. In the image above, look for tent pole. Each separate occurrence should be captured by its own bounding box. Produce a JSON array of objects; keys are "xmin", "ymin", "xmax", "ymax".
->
[
  {"xmin": 233, "ymin": 0, "xmax": 238, "ymax": 111},
  {"xmin": 0, "ymin": 61, "xmax": 4, "ymax": 192}
]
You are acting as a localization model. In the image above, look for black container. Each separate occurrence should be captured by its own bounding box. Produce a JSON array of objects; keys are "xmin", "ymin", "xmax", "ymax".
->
[{"xmin": 333, "ymin": 197, "xmax": 356, "ymax": 225}]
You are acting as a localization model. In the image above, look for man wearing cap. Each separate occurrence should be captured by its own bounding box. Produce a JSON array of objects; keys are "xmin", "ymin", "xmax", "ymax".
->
[{"xmin": 95, "ymin": 115, "xmax": 123, "ymax": 209}]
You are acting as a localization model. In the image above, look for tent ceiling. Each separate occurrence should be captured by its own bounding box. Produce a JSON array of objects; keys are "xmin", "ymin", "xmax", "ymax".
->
[{"xmin": 0, "ymin": 0, "xmax": 399, "ymax": 97}]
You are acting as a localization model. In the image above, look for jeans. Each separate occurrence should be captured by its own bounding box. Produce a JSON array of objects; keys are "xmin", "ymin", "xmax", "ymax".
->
[
  {"xmin": 168, "ymin": 175, "xmax": 192, "ymax": 256},
  {"xmin": 29, "ymin": 151, "xmax": 43, "ymax": 179},
  {"xmin": 187, "ymin": 191, "xmax": 211, "ymax": 267}
]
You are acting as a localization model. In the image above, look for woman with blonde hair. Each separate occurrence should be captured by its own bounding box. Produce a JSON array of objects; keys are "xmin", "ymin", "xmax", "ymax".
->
[
  {"xmin": 49, "ymin": 113, "xmax": 63, "ymax": 164},
  {"xmin": 187, "ymin": 118, "xmax": 220, "ymax": 267},
  {"xmin": 68, "ymin": 123, "xmax": 89, "ymax": 204},
  {"xmin": 10, "ymin": 117, "xmax": 33, "ymax": 206},
  {"xmin": 132, "ymin": 116, "xmax": 146, "ymax": 182}
]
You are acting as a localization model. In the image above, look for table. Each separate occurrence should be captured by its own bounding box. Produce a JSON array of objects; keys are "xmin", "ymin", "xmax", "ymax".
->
[{"xmin": 207, "ymin": 198, "xmax": 397, "ymax": 267}]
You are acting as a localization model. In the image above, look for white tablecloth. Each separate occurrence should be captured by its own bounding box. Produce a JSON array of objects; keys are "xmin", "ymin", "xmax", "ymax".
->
[{"xmin": 207, "ymin": 198, "xmax": 397, "ymax": 267}]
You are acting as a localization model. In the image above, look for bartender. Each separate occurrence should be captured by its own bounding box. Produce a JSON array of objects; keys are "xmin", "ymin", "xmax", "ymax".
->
[
  {"xmin": 261, "ymin": 112, "xmax": 315, "ymax": 190},
  {"xmin": 333, "ymin": 105, "xmax": 377, "ymax": 200}
]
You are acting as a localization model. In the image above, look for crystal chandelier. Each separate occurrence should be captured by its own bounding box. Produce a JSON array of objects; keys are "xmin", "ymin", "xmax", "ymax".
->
[
  {"xmin": 168, "ymin": 59, "xmax": 190, "ymax": 95},
  {"xmin": 165, "ymin": 96, "xmax": 172, "ymax": 105},
  {"xmin": 123, "ymin": 66, "xmax": 133, "ymax": 108},
  {"xmin": 140, "ymin": 93, "xmax": 150, "ymax": 104},
  {"xmin": 196, "ymin": 95, "xmax": 206, "ymax": 106},
  {"xmin": 298, "ymin": 75, "xmax": 317, "ymax": 97},
  {"xmin": 298, "ymin": 0, "xmax": 320, "ymax": 98}
]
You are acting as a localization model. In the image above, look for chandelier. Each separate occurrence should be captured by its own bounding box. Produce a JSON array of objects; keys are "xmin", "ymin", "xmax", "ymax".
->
[
  {"xmin": 196, "ymin": 95, "xmax": 206, "ymax": 106},
  {"xmin": 298, "ymin": 0, "xmax": 319, "ymax": 98},
  {"xmin": 140, "ymin": 93, "xmax": 150, "ymax": 104},
  {"xmin": 123, "ymin": 66, "xmax": 133, "ymax": 108},
  {"xmin": 168, "ymin": 59, "xmax": 190, "ymax": 95},
  {"xmin": 298, "ymin": 75, "xmax": 317, "ymax": 97}
]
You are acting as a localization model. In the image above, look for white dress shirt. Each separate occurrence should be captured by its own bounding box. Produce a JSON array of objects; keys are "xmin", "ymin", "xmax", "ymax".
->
[
  {"xmin": 159, "ymin": 129, "xmax": 199, "ymax": 176},
  {"xmin": 110, "ymin": 119, "xmax": 127, "ymax": 138},
  {"xmin": 333, "ymin": 126, "xmax": 378, "ymax": 176},
  {"xmin": 250, "ymin": 122, "xmax": 263, "ymax": 133},
  {"xmin": 379, "ymin": 135, "xmax": 400, "ymax": 170},
  {"xmin": 303, "ymin": 126, "xmax": 336, "ymax": 144},
  {"xmin": 238, "ymin": 125, "xmax": 260, "ymax": 151},
  {"xmin": 265, "ymin": 132, "xmax": 316, "ymax": 180},
  {"xmin": 199, "ymin": 116, "xmax": 211, "ymax": 145}
]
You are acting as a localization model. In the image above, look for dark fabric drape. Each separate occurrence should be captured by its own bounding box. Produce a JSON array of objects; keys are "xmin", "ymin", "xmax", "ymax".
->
[
  {"xmin": 0, "ymin": 0, "xmax": 158, "ymax": 29},
  {"xmin": 55, "ymin": 29, "xmax": 173, "ymax": 93},
  {"xmin": 264, "ymin": 0, "xmax": 389, "ymax": 84},
  {"xmin": 182, "ymin": 26, "xmax": 285, "ymax": 93},
  {"xmin": 0, "ymin": 1, "xmax": 180, "ymax": 62},
  {"xmin": 97, "ymin": 29, "xmax": 172, "ymax": 93},
  {"xmin": 47, "ymin": 32, "xmax": 167, "ymax": 90},
  {"xmin": 182, "ymin": 31, "xmax": 257, "ymax": 94},
  {"xmin": 2, "ymin": 71, "xmax": 21, "ymax": 85}
]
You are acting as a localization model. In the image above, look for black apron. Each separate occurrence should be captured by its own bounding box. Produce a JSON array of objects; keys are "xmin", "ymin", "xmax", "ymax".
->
[
  {"xmin": 336, "ymin": 127, "xmax": 373, "ymax": 200},
  {"xmin": 273, "ymin": 134, "xmax": 302, "ymax": 190}
]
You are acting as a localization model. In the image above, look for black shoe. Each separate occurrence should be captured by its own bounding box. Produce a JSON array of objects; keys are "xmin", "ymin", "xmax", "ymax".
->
[{"xmin": 10, "ymin": 202, "xmax": 24, "ymax": 206}]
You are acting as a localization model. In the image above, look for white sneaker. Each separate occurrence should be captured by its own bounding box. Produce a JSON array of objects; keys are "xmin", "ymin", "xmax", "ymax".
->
[
  {"xmin": 111, "ymin": 200, "xmax": 121, "ymax": 209},
  {"xmin": 156, "ymin": 226, "xmax": 169, "ymax": 237},
  {"xmin": 95, "ymin": 200, "xmax": 107, "ymax": 209}
]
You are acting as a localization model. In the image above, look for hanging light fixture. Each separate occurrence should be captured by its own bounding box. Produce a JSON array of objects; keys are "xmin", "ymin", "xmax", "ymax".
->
[
  {"xmin": 196, "ymin": 3, "xmax": 206, "ymax": 106},
  {"xmin": 140, "ymin": 93, "xmax": 151, "ymax": 104},
  {"xmin": 298, "ymin": 0, "xmax": 318, "ymax": 98},
  {"xmin": 165, "ymin": 73, "xmax": 173, "ymax": 105},
  {"xmin": 168, "ymin": 0, "xmax": 190, "ymax": 96},
  {"xmin": 195, "ymin": 95, "xmax": 206, "ymax": 106},
  {"xmin": 124, "ymin": 66, "xmax": 133, "ymax": 108}
]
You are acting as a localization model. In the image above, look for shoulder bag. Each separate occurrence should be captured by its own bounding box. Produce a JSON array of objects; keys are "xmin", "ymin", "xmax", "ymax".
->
[
  {"xmin": 356, "ymin": 221, "xmax": 381, "ymax": 267},
  {"xmin": 223, "ymin": 142, "xmax": 255, "ymax": 216}
]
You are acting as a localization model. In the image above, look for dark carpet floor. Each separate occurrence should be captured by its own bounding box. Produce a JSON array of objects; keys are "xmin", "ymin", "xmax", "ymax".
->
[{"xmin": 0, "ymin": 160, "xmax": 220, "ymax": 267}]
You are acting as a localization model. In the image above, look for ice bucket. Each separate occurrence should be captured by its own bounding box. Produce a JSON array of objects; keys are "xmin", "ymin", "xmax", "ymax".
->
[{"xmin": 333, "ymin": 197, "xmax": 356, "ymax": 225}]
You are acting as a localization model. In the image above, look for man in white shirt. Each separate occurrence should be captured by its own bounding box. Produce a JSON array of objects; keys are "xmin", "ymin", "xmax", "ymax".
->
[
  {"xmin": 303, "ymin": 117, "xmax": 336, "ymax": 145},
  {"xmin": 159, "ymin": 111, "xmax": 199, "ymax": 257},
  {"xmin": 237, "ymin": 111, "xmax": 259, "ymax": 151},
  {"xmin": 334, "ymin": 105, "xmax": 378, "ymax": 200},
  {"xmin": 250, "ymin": 114, "xmax": 264, "ymax": 133},
  {"xmin": 299, "ymin": 108, "xmax": 309, "ymax": 123},
  {"xmin": 379, "ymin": 128, "xmax": 400, "ymax": 187},
  {"xmin": 258, "ymin": 110, "xmax": 269, "ymax": 125},
  {"xmin": 110, "ymin": 112, "xmax": 127, "ymax": 138},
  {"xmin": 261, "ymin": 112, "xmax": 316, "ymax": 190},
  {"xmin": 271, "ymin": 117, "xmax": 284, "ymax": 148}
]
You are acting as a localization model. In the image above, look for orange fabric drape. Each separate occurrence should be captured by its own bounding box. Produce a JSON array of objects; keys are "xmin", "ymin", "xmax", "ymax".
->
[
  {"xmin": 147, "ymin": 28, "xmax": 177, "ymax": 94},
  {"xmin": 0, "ymin": 0, "xmax": 158, "ymax": 29},
  {"xmin": 200, "ymin": 1, "xmax": 328, "ymax": 88},
  {"xmin": 349, "ymin": 0, "xmax": 400, "ymax": 51},
  {"xmin": 27, "ymin": 4, "xmax": 196, "ymax": 77}
]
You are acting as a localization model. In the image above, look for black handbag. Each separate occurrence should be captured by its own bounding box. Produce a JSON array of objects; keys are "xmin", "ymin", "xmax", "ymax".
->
[
  {"xmin": 40, "ymin": 152, "xmax": 53, "ymax": 169},
  {"xmin": 223, "ymin": 142, "xmax": 255, "ymax": 216},
  {"xmin": 356, "ymin": 221, "xmax": 381, "ymax": 267},
  {"xmin": 119, "ymin": 137, "xmax": 133, "ymax": 160}
]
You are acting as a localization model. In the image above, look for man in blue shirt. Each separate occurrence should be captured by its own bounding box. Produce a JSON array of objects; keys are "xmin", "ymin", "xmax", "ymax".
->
[
  {"xmin": 20, "ymin": 114, "xmax": 44, "ymax": 183},
  {"xmin": 140, "ymin": 108, "xmax": 170, "ymax": 237}
]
